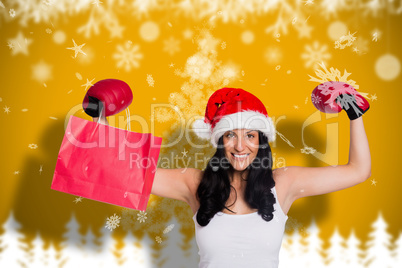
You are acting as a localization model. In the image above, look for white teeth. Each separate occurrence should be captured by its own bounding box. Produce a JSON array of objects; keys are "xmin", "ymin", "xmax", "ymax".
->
[{"xmin": 233, "ymin": 154, "xmax": 249, "ymax": 158}]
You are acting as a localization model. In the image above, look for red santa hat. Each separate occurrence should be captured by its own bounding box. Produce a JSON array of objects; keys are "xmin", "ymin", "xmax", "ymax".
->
[{"xmin": 192, "ymin": 87, "xmax": 276, "ymax": 147}]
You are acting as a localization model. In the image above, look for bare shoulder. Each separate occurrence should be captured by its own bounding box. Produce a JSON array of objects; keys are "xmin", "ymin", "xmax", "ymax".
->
[{"xmin": 185, "ymin": 168, "xmax": 204, "ymax": 199}]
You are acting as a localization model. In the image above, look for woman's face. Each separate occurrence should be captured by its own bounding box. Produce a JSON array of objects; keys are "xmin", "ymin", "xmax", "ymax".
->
[{"xmin": 222, "ymin": 129, "xmax": 260, "ymax": 172}]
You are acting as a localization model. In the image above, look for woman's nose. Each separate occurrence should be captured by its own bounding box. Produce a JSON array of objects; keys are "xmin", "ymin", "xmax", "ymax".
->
[{"xmin": 234, "ymin": 137, "xmax": 245, "ymax": 151}]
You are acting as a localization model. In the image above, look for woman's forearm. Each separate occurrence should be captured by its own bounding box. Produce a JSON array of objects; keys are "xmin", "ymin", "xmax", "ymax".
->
[{"xmin": 347, "ymin": 117, "xmax": 371, "ymax": 179}]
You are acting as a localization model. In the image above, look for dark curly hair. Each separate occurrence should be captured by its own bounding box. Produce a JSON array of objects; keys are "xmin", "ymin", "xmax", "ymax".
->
[{"xmin": 195, "ymin": 130, "xmax": 276, "ymax": 226}]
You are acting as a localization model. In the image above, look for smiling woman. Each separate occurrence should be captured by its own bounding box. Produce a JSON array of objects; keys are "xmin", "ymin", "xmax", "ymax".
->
[{"xmin": 93, "ymin": 86, "xmax": 371, "ymax": 268}]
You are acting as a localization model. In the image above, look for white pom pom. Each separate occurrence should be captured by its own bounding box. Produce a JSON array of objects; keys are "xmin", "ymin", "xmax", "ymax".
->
[{"xmin": 192, "ymin": 118, "xmax": 212, "ymax": 140}]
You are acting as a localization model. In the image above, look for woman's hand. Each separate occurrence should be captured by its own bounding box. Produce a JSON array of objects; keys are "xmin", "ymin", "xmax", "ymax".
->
[{"xmin": 92, "ymin": 116, "xmax": 109, "ymax": 125}]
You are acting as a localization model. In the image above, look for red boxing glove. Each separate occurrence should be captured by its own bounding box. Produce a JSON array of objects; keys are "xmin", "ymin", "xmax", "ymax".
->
[
  {"xmin": 83, "ymin": 79, "xmax": 133, "ymax": 117},
  {"xmin": 311, "ymin": 81, "xmax": 370, "ymax": 120}
]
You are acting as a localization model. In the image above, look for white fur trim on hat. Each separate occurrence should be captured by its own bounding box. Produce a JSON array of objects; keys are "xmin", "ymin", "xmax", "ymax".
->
[
  {"xmin": 210, "ymin": 110, "xmax": 276, "ymax": 148},
  {"xmin": 192, "ymin": 118, "xmax": 212, "ymax": 140}
]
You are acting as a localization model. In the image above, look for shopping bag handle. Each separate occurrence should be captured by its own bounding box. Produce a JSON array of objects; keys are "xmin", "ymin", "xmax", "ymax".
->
[{"xmin": 97, "ymin": 106, "xmax": 131, "ymax": 131}]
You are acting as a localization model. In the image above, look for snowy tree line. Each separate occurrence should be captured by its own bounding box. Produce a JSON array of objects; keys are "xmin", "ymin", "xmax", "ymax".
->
[{"xmin": 0, "ymin": 211, "xmax": 401, "ymax": 267}]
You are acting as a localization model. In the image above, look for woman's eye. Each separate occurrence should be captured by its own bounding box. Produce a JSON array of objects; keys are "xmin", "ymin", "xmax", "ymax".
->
[
  {"xmin": 227, "ymin": 133, "xmax": 234, "ymax": 138},
  {"xmin": 247, "ymin": 134, "xmax": 254, "ymax": 139}
]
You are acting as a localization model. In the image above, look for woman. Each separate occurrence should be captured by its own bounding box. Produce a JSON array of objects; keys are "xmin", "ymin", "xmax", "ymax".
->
[{"xmin": 95, "ymin": 86, "xmax": 371, "ymax": 267}]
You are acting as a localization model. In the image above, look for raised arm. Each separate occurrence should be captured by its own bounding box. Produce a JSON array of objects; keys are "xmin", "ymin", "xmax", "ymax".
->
[
  {"xmin": 276, "ymin": 116, "xmax": 371, "ymax": 202},
  {"xmin": 152, "ymin": 168, "xmax": 202, "ymax": 203}
]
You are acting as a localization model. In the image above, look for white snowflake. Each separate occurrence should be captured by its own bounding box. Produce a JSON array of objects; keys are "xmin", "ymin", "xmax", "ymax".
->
[
  {"xmin": 137, "ymin": 211, "xmax": 147, "ymax": 223},
  {"xmin": 81, "ymin": 78, "xmax": 95, "ymax": 91},
  {"xmin": 9, "ymin": 8, "xmax": 16, "ymax": 17},
  {"xmin": 146, "ymin": 74, "xmax": 154, "ymax": 87},
  {"xmin": 311, "ymin": 93, "xmax": 322, "ymax": 104},
  {"xmin": 66, "ymin": 39, "xmax": 87, "ymax": 58},
  {"xmin": 92, "ymin": 0, "xmax": 102, "ymax": 7},
  {"xmin": 73, "ymin": 196, "xmax": 83, "ymax": 203},
  {"xmin": 105, "ymin": 213, "xmax": 121, "ymax": 231},
  {"xmin": 334, "ymin": 31, "xmax": 357, "ymax": 49},
  {"xmin": 45, "ymin": 28, "xmax": 52, "ymax": 34},
  {"xmin": 3, "ymin": 106, "xmax": 10, "ymax": 114},
  {"xmin": 28, "ymin": 143, "xmax": 38, "ymax": 149},
  {"xmin": 155, "ymin": 236, "xmax": 162, "ymax": 243},
  {"xmin": 113, "ymin": 42, "xmax": 143, "ymax": 72},
  {"xmin": 301, "ymin": 41, "xmax": 331, "ymax": 69},
  {"xmin": 163, "ymin": 224, "xmax": 175, "ymax": 234},
  {"xmin": 163, "ymin": 36, "xmax": 180, "ymax": 56},
  {"xmin": 8, "ymin": 32, "xmax": 33, "ymax": 56},
  {"xmin": 301, "ymin": 146, "xmax": 316, "ymax": 154}
]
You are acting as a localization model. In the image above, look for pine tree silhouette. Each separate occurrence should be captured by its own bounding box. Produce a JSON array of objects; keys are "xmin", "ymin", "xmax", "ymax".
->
[
  {"xmin": 364, "ymin": 211, "xmax": 394, "ymax": 268},
  {"xmin": 0, "ymin": 211, "xmax": 27, "ymax": 267}
]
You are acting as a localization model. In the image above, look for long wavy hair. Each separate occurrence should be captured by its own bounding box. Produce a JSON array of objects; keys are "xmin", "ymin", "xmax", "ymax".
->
[{"xmin": 195, "ymin": 130, "xmax": 276, "ymax": 226}]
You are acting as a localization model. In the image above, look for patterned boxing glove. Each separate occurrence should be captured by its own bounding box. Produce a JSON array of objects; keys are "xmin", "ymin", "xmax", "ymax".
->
[
  {"xmin": 311, "ymin": 81, "xmax": 370, "ymax": 120},
  {"xmin": 83, "ymin": 79, "xmax": 133, "ymax": 117}
]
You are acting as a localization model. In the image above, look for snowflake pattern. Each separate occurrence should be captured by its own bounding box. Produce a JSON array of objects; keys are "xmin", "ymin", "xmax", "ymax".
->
[
  {"xmin": 9, "ymin": 8, "xmax": 16, "ymax": 17},
  {"xmin": 8, "ymin": 32, "xmax": 33, "ymax": 56},
  {"xmin": 28, "ymin": 143, "xmax": 38, "ymax": 149},
  {"xmin": 311, "ymin": 93, "xmax": 322, "ymax": 104},
  {"xmin": 66, "ymin": 39, "xmax": 87, "ymax": 58},
  {"xmin": 105, "ymin": 213, "xmax": 121, "ymax": 231},
  {"xmin": 155, "ymin": 236, "xmax": 162, "ymax": 243},
  {"xmin": 163, "ymin": 36, "xmax": 180, "ymax": 56},
  {"xmin": 3, "ymin": 106, "xmax": 11, "ymax": 114},
  {"xmin": 301, "ymin": 146, "xmax": 317, "ymax": 154},
  {"xmin": 81, "ymin": 78, "xmax": 95, "ymax": 91},
  {"xmin": 73, "ymin": 196, "xmax": 83, "ymax": 203},
  {"xmin": 137, "ymin": 211, "xmax": 147, "ymax": 223},
  {"xmin": 113, "ymin": 42, "xmax": 143, "ymax": 72},
  {"xmin": 334, "ymin": 31, "xmax": 357, "ymax": 49},
  {"xmin": 301, "ymin": 41, "xmax": 331, "ymax": 69},
  {"xmin": 146, "ymin": 74, "xmax": 155, "ymax": 87}
]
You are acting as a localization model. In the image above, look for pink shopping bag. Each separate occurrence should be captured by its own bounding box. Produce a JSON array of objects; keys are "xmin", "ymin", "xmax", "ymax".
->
[{"xmin": 51, "ymin": 115, "xmax": 162, "ymax": 211}]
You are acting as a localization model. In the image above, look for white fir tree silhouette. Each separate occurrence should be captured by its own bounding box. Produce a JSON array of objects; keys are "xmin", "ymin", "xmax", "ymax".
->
[
  {"xmin": 160, "ymin": 217, "xmax": 190, "ymax": 268},
  {"xmin": 29, "ymin": 231, "xmax": 47, "ymax": 267},
  {"xmin": 278, "ymin": 231, "xmax": 294, "ymax": 267},
  {"xmin": 344, "ymin": 229, "xmax": 364, "ymax": 267},
  {"xmin": 61, "ymin": 212, "xmax": 85, "ymax": 268},
  {"xmin": 392, "ymin": 231, "xmax": 402, "ymax": 267},
  {"xmin": 184, "ymin": 231, "xmax": 200, "ymax": 267},
  {"xmin": 44, "ymin": 242, "xmax": 63, "ymax": 267},
  {"xmin": 0, "ymin": 211, "xmax": 27, "ymax": 267},
  {"xmin": 81, "ymin": 226, "xmax": 99, "ymax": 267},
  {"xmin": 326, "ymin": 227, "xmax": 347, "ymax": 267},
  {"xmin": 96, "ymin": 221, "xmax": 118, "ymax": 267},
  {"xmin": 303, "ymin": 218, "xmax": 325, "ymax": 268},
  {"xmin": 364, "ymin": 211, "xmax": 394, "ymax": 268},
  {"xmin": 120, "ymin": 231, "xmax": 148, "ymax": 267}
]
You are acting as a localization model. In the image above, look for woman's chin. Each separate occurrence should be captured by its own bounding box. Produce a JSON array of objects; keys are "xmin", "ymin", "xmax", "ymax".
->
[{"xmin": 231, "ymin": 162, "xmax": 250, "ymax": 171}]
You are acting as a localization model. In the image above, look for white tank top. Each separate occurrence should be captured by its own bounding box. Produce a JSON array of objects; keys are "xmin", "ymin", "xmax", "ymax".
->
[{"xmin": 192, "ymin": 186, "xmax": 288, "ymax": 268}]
